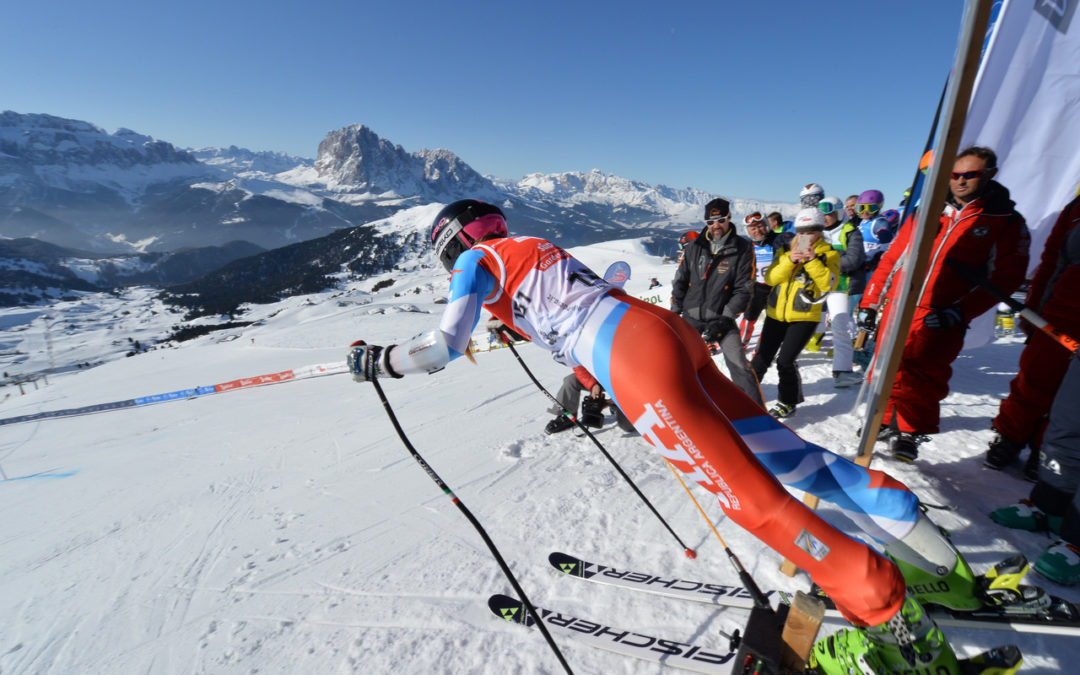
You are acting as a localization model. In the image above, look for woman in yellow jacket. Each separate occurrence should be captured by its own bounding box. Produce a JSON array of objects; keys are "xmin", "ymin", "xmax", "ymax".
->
[{"xmin": 750, "ymin": 207, "xmax": 840, "ymax": 418}]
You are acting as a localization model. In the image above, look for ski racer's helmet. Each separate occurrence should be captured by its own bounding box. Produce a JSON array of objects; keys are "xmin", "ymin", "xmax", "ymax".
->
[
  {"xmin": 679, "ymin": 230, "xmax": 699, "ymax": 250},
  {"xmin": 799, "ymin": 183, "xmax": 825, "ymax": 208},
  {"xmin": 881, "ymin": 209, "xmax": 901, "ymax": 229},
  {"xmin": 430, "ymin": 200, "xmax": 508, "ymax": 272},
  {"xmin": 817, "ymin": 196, "xmax": 844, "ymax": 220},
  {"xmin": 856, "ymin": 189, "xmax": 884, "ymax": 217}
]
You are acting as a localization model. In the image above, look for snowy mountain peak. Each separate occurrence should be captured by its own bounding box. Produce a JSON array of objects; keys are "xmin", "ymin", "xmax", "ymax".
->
[
  {"xmin": 0, "ymin": 110, "xmax": 198, "ymax": 168},
  {"xmin": 313, "ymin": 124, "xmax": 496, "ymax": 199},
  {"xmin": 190, "ymin": 145, "xmax": 311, "ymax": 175}
]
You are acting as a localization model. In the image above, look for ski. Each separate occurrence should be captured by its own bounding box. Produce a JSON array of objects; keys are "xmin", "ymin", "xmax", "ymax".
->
[
  {"xmin": 489, "ymin": 592, "xmax": 1024, "ymax": 675},
  {"xmin": 488, "ymin": 593, "xmax": 734, "ymax": 674},
  {"xmin": 549, "ymin": 551, "xmax": 1080, "ymax": 637}
]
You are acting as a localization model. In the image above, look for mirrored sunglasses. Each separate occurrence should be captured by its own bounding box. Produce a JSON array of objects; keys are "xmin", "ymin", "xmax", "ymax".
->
[{"xmin": 951, "ymin": 170, "xmax": 985, "ymax": 180}]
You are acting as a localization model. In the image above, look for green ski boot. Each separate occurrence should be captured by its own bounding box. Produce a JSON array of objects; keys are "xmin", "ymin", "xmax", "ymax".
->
[
  {"xmin": 809, "ymin": 596, "xmax": 960, "ymax": 674},
  {"xmin": 990, "ymin": 498, "xmax": 1063, "ymax": 533},
  {"xmin": 1034, "ymin": 541, "xmax": 1080, "ymax": 586},
  {"xmin": 890, "ymin": 552, "xmax": 983, "ymax": 611}
]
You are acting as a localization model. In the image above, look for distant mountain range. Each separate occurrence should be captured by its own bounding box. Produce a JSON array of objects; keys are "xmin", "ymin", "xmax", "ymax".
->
[{"xmin": 1, "ymin": 110, "xmax": 798, "ymax": 310}]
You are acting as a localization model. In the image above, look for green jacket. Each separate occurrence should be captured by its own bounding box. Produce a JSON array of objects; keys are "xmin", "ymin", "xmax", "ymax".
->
[{"xmin": 764, "ymin": 238, "xmax": 840, "ymax": 323}]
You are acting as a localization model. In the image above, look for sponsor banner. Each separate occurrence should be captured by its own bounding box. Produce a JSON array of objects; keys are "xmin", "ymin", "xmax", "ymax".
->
[
  {"xmin": 0, "ymin": 399, "xmax": 137, "ymax": 427},
  {"xmin": 214, "ymin": 369, "xmax": 295, "ymax": 393},
  {"xmin": 1, "ymin": 362, "xmax": 344, "ymax": 426},
  {"xmin": 134, "ymin": 388, "xmax": 200, "ymax": 406}
]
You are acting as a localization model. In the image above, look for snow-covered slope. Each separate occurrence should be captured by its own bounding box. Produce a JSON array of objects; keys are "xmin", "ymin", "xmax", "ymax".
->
[{"xmin": 2, "ymin": 240, "xmax": 1065, "ymax": 674}]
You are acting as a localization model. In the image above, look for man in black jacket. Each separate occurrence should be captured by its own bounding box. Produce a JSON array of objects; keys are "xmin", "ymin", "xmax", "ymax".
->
[{"xmin": 672, "ymin": 197, "xmax": 764, "ymax": 406}]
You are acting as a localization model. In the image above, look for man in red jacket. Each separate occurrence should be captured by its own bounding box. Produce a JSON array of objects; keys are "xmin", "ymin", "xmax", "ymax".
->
[
  {"xmin": 986, "ymin": 194, "xmax": 1080, "ymax": 477},
  {"xmin": 859, "ymin": 147, "xmax": 1031, "ymax": 461}
]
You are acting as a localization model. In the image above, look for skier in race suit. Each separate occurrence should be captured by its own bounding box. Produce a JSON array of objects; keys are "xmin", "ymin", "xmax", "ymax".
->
[{"xmin": 348, "ymin": 200, "xmax": 984, "ymax": 672}]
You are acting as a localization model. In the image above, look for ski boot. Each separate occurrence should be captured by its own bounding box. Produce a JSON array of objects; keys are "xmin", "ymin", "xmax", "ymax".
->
[
  {"xmin": 1035, "ymin": 541, "xmax": 1080, "ymax": 586},
  {"xmin": 809, "ymin": 596, "xmax": 961, "ymax": 674},
  {"xmin": 885, "ymin": 511, "xmax": 983, "ymax": 611},
  {"xmin": 984, "ymin": 430, "xmax": 1024, "ymax": 470},
  {"xmin": 890, "ymin": 553, "xmax": 983, "ymax": 611},
  {"xmin": 990, "ymin": 498, "xmax": 1063, "ymax": 534},
  {"xmin": 805, "ymin": 332, "xmax": 825, "ymax": 352}
]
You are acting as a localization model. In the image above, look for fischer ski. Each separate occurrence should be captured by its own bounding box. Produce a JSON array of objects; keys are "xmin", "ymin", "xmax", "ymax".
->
[
  {"xmin": 489, "ymin": 591, "xmax": 1024, "ymax": 675},
  {"xmin": 488, "ymin": 593, "xmax": 733, "ymax": 674},
  {"xmin": 549, "ymin": 551, "xmax": 1080, "ymax": 637}
]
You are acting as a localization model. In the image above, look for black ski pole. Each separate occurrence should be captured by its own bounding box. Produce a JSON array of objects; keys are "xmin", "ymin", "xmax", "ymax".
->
[
  {"xmin": 368, "ymin": 376, "xmax": 574, "ymax": 675},
  {"xmin": 945, "ymin": 258, "xmax": 1080, "ymax": 359},
  {"xmin": 503, "ymin": 339, "xmax": 697, "ymax": 558}
]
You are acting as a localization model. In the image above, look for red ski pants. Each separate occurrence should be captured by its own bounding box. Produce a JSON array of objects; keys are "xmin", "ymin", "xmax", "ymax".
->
[
  {"xmin": 592, "ymin": 296, "xmax": 905, "ymax": 626},
  {"xmin": 878, "ymin": 308, "xmax": 966, "ymax": 434}
]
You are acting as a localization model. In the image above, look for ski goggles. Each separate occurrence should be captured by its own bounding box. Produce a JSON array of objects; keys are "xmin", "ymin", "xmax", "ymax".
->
[
  {"xmin": 705, "ymin": 216, "xmax": 730, "ymax": 225},
  {"xmin": 817, "ymin": 201, "xmax": 840, "ymax": 215},
  {"xmin": 856, "ymin": 203, "xmax": 881, "ymax": 215},
  {"xmin": 744, "ymin": 212, "xmax": 766, "ymax": 226},
  {"xmin": 951, "ymin": 169, "xmax": 986, "ymax": 180}
]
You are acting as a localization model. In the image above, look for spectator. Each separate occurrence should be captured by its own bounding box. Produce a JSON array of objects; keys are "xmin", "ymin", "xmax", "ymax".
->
[
  {"xmin": 859, "ymin": 146, "xmax": 1030, "ymax": 461},
  {"xmin": 813, "ymin": 196, "xmax": 866, "ymax": 387},
  {"xmin": 544, "ymin": 366, "xmax": 636, "ymax": 435},
  {"xmin": 844, "ymin": 195, "xmax": 859, "ymax": 224},
  {"xmin": 648, "ymin": 277, "xmax": 661, "ymax": 289},
  {"xmin": 739, "ymin": 211, "xmax": 782, "ymax": 346},
  {"xmin": 848, "ymin": 189, "xmax": 897, "ymax": 311},
  {"xmin": 676, "ymin": 230, "xmax": 698, "ymax": 266},
  {"xmin": 750, "ymin": 207, "xmax": 840, "ymax": 418},
  {"xmin": 768, "ymin": 211, "xmax": 786, "ymax": 235},
  {"xmin": 671, "ymin": 198, "xmax": 764, "ymax": 407},
  {"xmin": 986, "ymin": 194, "xmax": 1080, "ymax": 478},
  {"xmin": 800, "ymin": 182, "xmax": 825, "ymax": 208},
  {"xmin": 990, "ymin": 354, "xmax": 1080, "ymax": 585}
]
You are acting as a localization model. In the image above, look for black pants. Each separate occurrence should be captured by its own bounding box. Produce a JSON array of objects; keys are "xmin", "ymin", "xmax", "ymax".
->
[
  {"xmin": 684, "ymin": 317, "xmax": 765, "ymax": 407},
  {"xmin": 750, "ymin": 317, "xmax": 819, "ymax": 406},
  {"xmin": 744, "ymin": 282, "xmax": 771, "ymax": 323}
]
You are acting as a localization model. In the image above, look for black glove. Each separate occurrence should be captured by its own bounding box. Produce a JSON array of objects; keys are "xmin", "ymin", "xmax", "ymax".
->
[
  {"xmin": 923, "ymin": 305, "xmax": 965, "ymax": 331},
  {"xmin": 703, "ymin": 316, "xmax": 738, "ymax": 342},
  {"xmin": 856, "ymin": 307, "xmax": 877, "ymax": 332},
  {"xmin": 346, "ymin": 341, "xmax": 403, "ymax": 382}
]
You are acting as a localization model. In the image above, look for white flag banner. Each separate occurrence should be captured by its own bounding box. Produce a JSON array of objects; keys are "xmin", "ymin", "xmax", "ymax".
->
[
  {"xmin": 964, "ymin": 0, "xmax": 1080, "ymax": 257},
  {"xmin": 960, "ymin": 0, "xmax": 1080, "ymax": 347}
]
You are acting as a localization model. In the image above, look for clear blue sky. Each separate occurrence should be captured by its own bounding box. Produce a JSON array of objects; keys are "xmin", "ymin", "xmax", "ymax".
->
[{"xmin": 3, "ymin": 0, "xmax": 965, "ymax": 203}]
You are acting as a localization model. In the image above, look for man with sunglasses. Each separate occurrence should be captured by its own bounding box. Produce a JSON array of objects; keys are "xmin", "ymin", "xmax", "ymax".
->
[
  {"xmin": 859, "ymin": 146, "xmax": 1030, "ymax": 461},
  {"xmin": 671, "ymin": 197, "xmax": 764, "ymax": 406}
]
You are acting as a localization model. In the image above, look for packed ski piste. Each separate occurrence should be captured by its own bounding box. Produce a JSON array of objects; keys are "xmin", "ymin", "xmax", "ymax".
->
[{"xmin": 338, "ymin": 200, "xmax": 1074, "ymax": 674}]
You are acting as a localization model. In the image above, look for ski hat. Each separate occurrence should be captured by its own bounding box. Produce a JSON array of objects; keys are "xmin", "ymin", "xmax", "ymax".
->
[
  {"xmin": 430, "ymin": 199, "xmax": 508, "ymax": 272},
  {"xmin": 704, "ymin": 197, "xmax": 730, "ymax": 219},
  {"xmin": 799, "ymin": 183, "xmax": 825, "ymax": 207},
  {"xmin": 857, "ymin": 189, "xmax": 885, "ymax": 206},
  {"xmin": 794, "ymin": 207, "xmax": 825, "ymax": 232}
]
